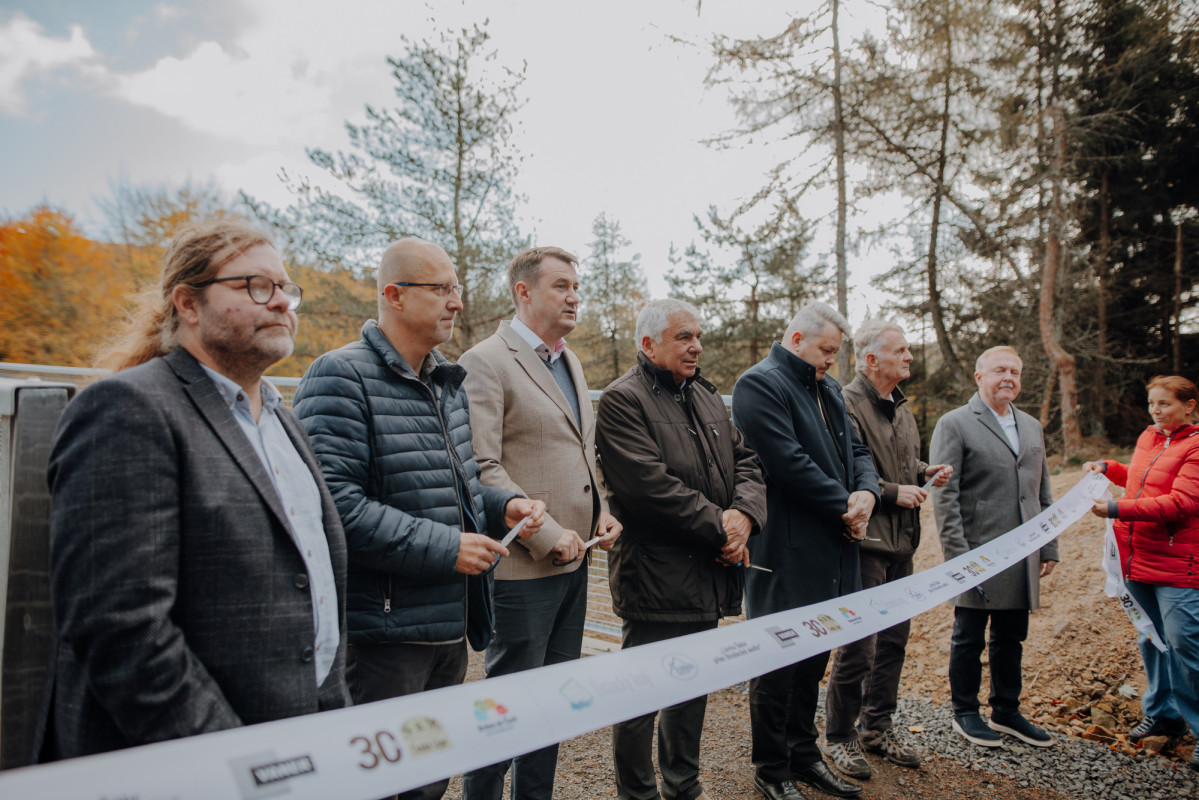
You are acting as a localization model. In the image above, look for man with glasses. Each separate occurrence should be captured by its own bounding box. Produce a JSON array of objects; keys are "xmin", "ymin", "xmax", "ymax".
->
[
  {"xmin": 295, "ymin": 237, "xmax": 545, "ymax": 800},
  {"xmin": 458, "ymin": 246, "xmax": 622, "ymax": 800},
  {"xmin": 39, "ymin": 220, "xmax": 351, "ymax": 761}
]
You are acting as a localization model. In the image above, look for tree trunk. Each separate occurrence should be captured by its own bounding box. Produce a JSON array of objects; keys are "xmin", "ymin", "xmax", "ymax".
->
[
  {"xmin": 832, "ymin": 0, "xmax": 850, "ymax": 380},
  {"xmin": 1039, "ymin": 360, "xmax": 1057, "ymax": 429},
  {"xmin": 1175, "ymin": 221, "xmax": 1184, "ymax": 373},
  {"xmin": 928, "ymin": 6, "xmax": 970, "ymax": 389},
  {"xmin": 1040, "ymin": 101, "xmax": 1081, "ymax": 457},
  {"xmin": 1093, "ymin": 167, "xmax": 1110, "ymax": 432}
]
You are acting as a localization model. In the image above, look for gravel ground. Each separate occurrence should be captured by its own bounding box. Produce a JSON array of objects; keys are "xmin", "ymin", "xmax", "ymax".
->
[{"xmin": 441, "ymin": 468, "xmax": 1199, "ymax": 799}]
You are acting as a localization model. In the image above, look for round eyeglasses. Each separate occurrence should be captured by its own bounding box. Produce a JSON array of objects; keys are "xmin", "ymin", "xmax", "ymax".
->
[{"xmin": 192, "ymin": 275, "xmax": 303, "ymax": 310}]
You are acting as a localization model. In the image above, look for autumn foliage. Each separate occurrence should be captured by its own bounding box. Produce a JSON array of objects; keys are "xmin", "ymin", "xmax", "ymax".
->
[{"xmin": 0, "ymin": 205, "xmax": 374, "ymax": 374}]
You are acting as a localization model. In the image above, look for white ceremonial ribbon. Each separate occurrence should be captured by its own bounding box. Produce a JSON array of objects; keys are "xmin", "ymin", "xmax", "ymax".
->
[
  {"xmin": 0, "ymin": 472, "xmax": 1109, "ymax": 800},
  {"xmin": 1099, "ymin": 493, "xmax": 1168, "ymax": 653}
]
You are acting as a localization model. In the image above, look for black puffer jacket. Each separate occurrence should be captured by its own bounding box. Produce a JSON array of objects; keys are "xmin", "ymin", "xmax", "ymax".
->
[
  {"xmin": 294, "ymin": 321, "xmax": 517, "ymax": 645},
  {"xmin": 596, "ymin": 353, "xmax": 767, "ymax": 623}
]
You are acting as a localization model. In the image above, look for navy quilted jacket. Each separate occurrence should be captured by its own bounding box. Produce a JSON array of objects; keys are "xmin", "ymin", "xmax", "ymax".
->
[{"xmin": 294, "ymin": 321, "xmax": 517, "ymax": 645}]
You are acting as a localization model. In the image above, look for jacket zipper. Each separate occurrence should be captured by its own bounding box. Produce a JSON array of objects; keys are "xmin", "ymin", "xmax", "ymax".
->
[{"xmin": 425, "ymin": 379, "xmax": 475, "ymax": 623}]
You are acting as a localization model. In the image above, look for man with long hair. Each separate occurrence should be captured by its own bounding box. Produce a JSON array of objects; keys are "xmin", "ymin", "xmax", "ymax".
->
[{"xmin": 37, "ymin": 219, "xmax": 351, "ymax": 761}]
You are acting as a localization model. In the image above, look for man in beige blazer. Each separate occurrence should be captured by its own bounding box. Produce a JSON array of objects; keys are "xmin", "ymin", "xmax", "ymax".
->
[{"xmin": 459, "ymin": 246, "xmax": 621, "ymax": 800}]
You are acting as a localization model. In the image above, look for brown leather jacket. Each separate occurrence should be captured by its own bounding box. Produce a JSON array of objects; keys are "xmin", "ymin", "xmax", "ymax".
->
[
  {"xmin": 842, "ymin": 374, "xmax": 929, "ymax": 561},
  {"xmin": 596, "ymin": 353, "xmax": 767, "ymax": 622}
]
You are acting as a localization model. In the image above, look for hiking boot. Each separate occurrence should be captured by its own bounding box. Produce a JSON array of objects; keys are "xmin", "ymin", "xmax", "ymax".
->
[
  {"xmin": 824, "ymin": 743, "xmax": 872, "ymax": 777},
  {"xmin": 1128, "ymin": 715, "xmax": 1187, "ymax": 742},
  {"xmin": 860, "ymin": 727, "xmax": 921, "ymax": 767},
  {"xmin": 952, "ymin": 713, "xmax": 1002, "ymax": 747},
  {"xmin": 988, "ymin": 711, "xmax": 1053, "ymax": 747},
  {"xmin": 825, "ymin": 738, "xmax": 871, "ymax": 779}
]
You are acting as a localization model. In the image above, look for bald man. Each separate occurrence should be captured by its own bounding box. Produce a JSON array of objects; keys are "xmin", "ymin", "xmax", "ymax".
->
[{"xmin": 295, "ymin": 238, "xmax": 545, "ymax": 800}]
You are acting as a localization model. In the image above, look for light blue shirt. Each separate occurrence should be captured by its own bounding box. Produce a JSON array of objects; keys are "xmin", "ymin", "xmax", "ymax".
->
[{"xmin": 200, "ymin": 365, "xmax": 339, "ymax": 685}]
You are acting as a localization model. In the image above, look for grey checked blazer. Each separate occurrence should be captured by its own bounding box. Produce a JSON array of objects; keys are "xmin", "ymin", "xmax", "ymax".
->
[
  {"xmin": 35, "ymin": 348, "xmax": 350, "ymax": 761},
  {"xmin": 459, "ymin": 321, "xmax": 607, "ymax": 580}
]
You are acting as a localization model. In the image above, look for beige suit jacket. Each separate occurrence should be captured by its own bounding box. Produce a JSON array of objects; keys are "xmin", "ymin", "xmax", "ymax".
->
[{"xmin": 459, "ymin": 321, "xmax": 606, "ymax": 580}]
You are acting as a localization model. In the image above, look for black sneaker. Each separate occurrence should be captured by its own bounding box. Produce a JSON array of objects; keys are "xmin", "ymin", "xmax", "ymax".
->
[
  {"xmin": 952, "ymin": 713, "xmax": 1002, "ymax": 748},
  {"xmin": 1128, "ymin": 715, "xmax": 1187, "ymax": 742},
  {"xmin": 988, "ymin": 711, "xmax": 1053, "ymax": 747}
]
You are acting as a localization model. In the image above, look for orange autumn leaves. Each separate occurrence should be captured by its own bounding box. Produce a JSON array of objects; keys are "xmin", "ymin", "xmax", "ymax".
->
[{"xmin": 0, "ymin": 206, "xmax": 375, "ymax": 374}]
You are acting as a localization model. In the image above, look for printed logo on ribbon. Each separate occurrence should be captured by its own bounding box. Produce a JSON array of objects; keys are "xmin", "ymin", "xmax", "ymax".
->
[
  {"xmin": 968, "ymin": 560, "xmax": 986, "ymax": 574},
  {"xmin": 816, "ymin": 613, "xmax": 843, "ymax": 633},
  {"xmin": 401, "ymin": 717, "xmax": 451, "ymax": 758},
  {"xmin": 869, "ymin": 597, "xmax": 903, "ymax": 615},
  {"xmin": 767, "ymin": 626, "xmax": 800, "ymax": 647},
  {"xmin": 662, "ymin": 653, "xmax": 699, "ymax": 680},
  {"xmin": 473, "ymin": 698, "xmax": 517, "ymax": 735},
  {"xmin": 838, "ymin": 607, "xmax": 863, "ymax": 625},
  {"xmin": 948, "ymin": 570, "xmax": 966, "ymax": 583},
  {"xmin": 904, "ymin": 587, "xmax": 926, "ymax": 602},
  {"xmin": 926, "ymin": 579, "xmax": 950, "ymax": 593},
  {"xmin": 559, "ymin": 678, "xmax": 594, "ymax": 710},
  {"xmin": 230, "ymin": 751, "xmax": 316, "ymax": 799}
]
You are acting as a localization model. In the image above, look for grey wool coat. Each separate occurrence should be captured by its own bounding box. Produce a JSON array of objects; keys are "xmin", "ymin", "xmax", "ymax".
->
[{"xmin": 930, "ymin": 393, "xmax": 1059, "ymax": 610}]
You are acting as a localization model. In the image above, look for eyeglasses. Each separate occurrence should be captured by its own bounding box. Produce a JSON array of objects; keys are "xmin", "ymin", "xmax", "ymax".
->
[
  {"xmin": 193, "ymin": 275, "xmax": 303, "ymax": 310},
  {"xmin": 387, "ymin": 282, "xmax": 462, "ymax": 298}
]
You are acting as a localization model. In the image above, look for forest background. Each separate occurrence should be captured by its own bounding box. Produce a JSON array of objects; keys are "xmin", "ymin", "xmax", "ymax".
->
[{"xmin": 2, "ymin": 0, "xmax": 1197, "ymax": 456}]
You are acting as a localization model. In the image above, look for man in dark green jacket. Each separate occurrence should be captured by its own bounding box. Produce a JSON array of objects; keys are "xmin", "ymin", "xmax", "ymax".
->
[
  {"xmin": 597, "ymin": 298, "xmax": 767, "ymax": 800},
  {"xmin": 824, "ymin": 320, "xmax": 951, "ymax": 779}
]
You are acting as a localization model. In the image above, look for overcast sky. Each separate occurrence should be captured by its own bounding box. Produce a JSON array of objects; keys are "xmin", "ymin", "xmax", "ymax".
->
[{"xmin": 0, "ymin": 0, "xmax": 898, "ymax": 322}]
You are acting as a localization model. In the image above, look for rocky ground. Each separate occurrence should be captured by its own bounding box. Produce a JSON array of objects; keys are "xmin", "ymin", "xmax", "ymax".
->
[{"xmin": 444, "ymin": 468, "xmax": 1198, "ymax": 799}]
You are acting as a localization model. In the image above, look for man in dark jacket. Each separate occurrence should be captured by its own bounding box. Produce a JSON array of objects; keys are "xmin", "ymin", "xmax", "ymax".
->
[
  {"xmin": 596, "ymin": 298, "xmax": 767, "ymax": 800},
  {"xmin": 294, "ymin": 238, "xmax": 544, "ymax": 800},
  {"xmin": 731, "ymin": 302, "xmax": 880, "ymax": 800},
  {"xmin": 823, "ymin": 320, "xmax": 952, "ymax": 779}
]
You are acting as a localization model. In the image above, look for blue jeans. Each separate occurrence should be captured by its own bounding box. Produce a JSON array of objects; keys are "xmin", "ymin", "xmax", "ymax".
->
[
  {"xmin": 1125, "ymin": 581, "xmax": 1199, "ymax": 736},
  {"xmin": 463, "ymin": 569, "xmax": 587, "ymax": 800}
]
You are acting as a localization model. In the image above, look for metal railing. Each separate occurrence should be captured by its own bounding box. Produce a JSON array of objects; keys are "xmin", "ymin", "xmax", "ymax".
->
[{"xmin": 0, "ymin": 362, "xmax": 623, "ymax": 638}]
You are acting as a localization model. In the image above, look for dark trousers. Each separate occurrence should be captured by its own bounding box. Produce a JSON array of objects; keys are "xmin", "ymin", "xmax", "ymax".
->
[
  {"xmin": 825, "ymin": 552, "xmax": 913, "ymax": 740},
  {"xmin": 463, "ymin": 569, "xmax": 588, "ymax": 800},
  {"xmin": 948, "ymin": 606, "xmax": 1029, "ymax": 717},
  {"xmin": 612, "ymin": 618, "xmax": 717, "ymax": 800},
  {"xmin": 749, "ymin": 650, "xmax": 832, "ymax": 782},
  {"xmin": 347, "ymin": 640, "xmax": 468, "ymax": 800}
]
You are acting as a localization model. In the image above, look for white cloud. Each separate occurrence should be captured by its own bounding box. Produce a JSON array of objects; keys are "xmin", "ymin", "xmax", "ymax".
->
[
  {"xmin": 115, "ymin": 39, "xmax": 337, "ymax": 146},
  {"xmin": 0, "ymin": 13, "xmax": 97, "ymax": 115}
]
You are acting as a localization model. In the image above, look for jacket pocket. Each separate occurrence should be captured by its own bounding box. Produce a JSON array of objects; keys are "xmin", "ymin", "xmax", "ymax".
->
[{"xmin": 630, "ymin": 543, "xmax": 704, "ymax": 613}]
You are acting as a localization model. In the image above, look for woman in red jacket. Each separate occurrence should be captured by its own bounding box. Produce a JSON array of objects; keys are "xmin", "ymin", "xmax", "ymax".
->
[{"xmin": 1085, "ymin": 375, "xmax": 1199, "ymax": 770}]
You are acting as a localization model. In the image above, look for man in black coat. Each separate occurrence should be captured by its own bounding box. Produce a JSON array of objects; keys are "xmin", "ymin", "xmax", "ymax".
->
[
  {"xmin": 38, "ymin": 220, "xmax": 351, "ymax": 762},
  {"xmin": 732, "ymin": 302, "xmax": 880, "ymax": 800}
]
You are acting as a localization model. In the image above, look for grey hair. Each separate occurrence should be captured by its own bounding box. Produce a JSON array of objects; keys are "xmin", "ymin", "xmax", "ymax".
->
[
  {"xmin": 635, "ymin": 298, "xmax": 701, "ymax": 351},
  {"xmin": 786, "ymin": 301, "xmax": 851, "ymax": 340},
  {"xmin": 853, "ymin": 318, "xmax": 905, "ymax": 373},
  {"xmin": 975, "ymin": 345, "xmax": 1021, "ymax": 374}
]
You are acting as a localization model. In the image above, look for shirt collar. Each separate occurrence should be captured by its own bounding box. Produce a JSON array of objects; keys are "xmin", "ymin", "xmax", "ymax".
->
[
  {"xmin": 198, "ymin": 363, "xmax": 282, "ymax": 416},
  {"xmin": 510, "ymin": 316, "xmax": 566, "ymax": 363}
]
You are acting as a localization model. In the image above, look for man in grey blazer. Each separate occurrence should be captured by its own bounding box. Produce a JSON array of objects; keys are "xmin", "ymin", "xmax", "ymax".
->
[
  {"xmin": 459, "ymin": 246, "xmax": 621, "ymax": 800},
  {"xmin": 37, "ymin": 220, "xmax": 350, "ymax": 762},
  {"xmin": 930, "ymin": 345, "xmax": 1059, "ymax": 750}
]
